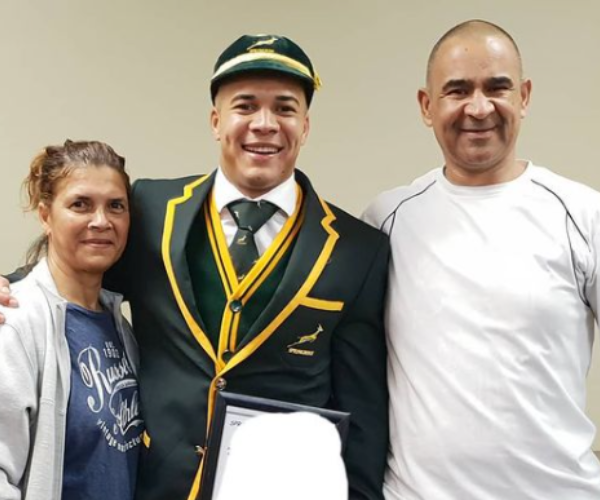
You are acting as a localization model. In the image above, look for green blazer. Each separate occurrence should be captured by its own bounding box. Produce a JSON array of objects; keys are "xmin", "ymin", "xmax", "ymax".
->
[{"xmin": 108, "ymin": 170, "xmax": 389, "ymax": 500}]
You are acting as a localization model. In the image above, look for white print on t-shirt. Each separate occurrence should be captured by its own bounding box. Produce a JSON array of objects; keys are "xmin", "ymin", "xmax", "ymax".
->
[{"xmin": 77, "ymin": 340, "xmax": 143, "ymax": 446}]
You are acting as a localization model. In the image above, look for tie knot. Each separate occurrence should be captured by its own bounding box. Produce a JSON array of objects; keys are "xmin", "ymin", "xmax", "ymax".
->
[{"xmin": 228, "ymin": 199, "xmax": 278, "ymax": 234}]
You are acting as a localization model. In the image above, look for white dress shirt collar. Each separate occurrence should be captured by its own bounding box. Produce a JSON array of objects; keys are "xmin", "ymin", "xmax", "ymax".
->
[{"xmin": 213, "ymin": 167, "xmax": 297, "ymax": 216}]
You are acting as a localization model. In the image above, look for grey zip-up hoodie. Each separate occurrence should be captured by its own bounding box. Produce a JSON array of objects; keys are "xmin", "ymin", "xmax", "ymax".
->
[{"xmin": 0, "ymin": 259, "xmax": 138, "ymax": 500}]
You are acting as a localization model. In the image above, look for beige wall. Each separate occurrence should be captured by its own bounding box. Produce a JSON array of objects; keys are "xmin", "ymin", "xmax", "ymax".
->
[{"xmin": 1, "ymin": 0, "xmax": 599, "ymax": 447}]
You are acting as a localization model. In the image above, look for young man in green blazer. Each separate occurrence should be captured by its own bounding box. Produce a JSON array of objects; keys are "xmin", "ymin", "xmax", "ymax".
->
[{"xmin": 1, "ymin": 34, "xmax": 389, "ymax": 500}]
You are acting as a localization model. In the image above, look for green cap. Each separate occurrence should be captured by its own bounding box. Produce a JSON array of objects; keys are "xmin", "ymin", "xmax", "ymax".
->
[{"xmin": 210, "ymin": 34, "xmax": 322, "ymax": 105}]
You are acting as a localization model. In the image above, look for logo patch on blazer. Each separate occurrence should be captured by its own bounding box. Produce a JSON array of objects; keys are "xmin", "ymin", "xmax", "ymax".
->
[{"xmin": 287, "ymin": 324, "xmax": 323, "ymax": 356}]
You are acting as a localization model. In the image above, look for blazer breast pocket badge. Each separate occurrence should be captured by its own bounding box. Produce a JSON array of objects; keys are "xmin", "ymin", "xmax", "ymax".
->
[{"xmin": 286, "ymin": 324, "xmax": 324, "ymax": 357}]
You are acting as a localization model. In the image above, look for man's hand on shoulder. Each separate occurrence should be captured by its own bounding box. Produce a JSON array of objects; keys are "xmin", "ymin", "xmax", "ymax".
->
[{"xmin": 0, "ymin": 276, "xmax": 19, "ymax": 324}]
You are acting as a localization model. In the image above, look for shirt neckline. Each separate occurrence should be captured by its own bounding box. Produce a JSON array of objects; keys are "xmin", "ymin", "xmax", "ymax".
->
[
  {"xmin": 437, "ymin": 161, "xmax": 533, "ymax": 197},
  {"xmin": 213, "ymin": 167, "xmax": 297, "ymax": 216}
]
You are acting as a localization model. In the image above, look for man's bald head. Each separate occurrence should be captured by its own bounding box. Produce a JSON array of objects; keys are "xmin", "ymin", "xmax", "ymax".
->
[{"xmin": 426, "ymin": 20, "xmax": 523, "ymax": 86}]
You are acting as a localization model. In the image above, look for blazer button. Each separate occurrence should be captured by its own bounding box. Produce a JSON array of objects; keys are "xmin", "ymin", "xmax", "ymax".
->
[
  {"xmin": 229, "ymin": 300, "xmax": 243, "ymax": 313},
  {"xmin": 215, "ymin": 377, "xmax": 227, "ymax": 391},
  {"xmin": 194, "ymin": 445, "xmax": 205, "ymax": 457}
]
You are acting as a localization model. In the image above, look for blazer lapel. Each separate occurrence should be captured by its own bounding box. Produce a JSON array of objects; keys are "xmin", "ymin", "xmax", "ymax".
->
[
  {"xmin": 161, "ymin": 172, "xmax": 219, "ymax": 366},
  {"xmin": 233, "ymin": 170, "xmax": 339, "ymax": 354}
]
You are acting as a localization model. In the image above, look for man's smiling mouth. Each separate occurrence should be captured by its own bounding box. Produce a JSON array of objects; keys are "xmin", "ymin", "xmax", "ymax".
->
[{"xmin": 243, "ymin": 144, "xmax": 283, "ymax": 155}]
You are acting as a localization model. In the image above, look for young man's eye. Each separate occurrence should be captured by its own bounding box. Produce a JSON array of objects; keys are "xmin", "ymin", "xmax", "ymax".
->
[
  {"xmin": 277, "ymin": 105, "xmax": 296, "ymax": 114},
  {"xmin": 234, "ymin": 103, "xmax": 254, "ymax": 111}
]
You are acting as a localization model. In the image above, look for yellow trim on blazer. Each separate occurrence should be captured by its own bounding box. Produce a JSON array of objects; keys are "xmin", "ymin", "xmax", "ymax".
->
[
  {"xmin": 208, "ymin": 185, "xmax": 304, "ymax": 296},
  {"xmin": 206, "ymin": 193, "xmax": 238, "ymax": 295},
  {"xmin": 217, "ymin": 306, "xmax": 234, "ymax": 361},
  {"xmin": 216, "ymin": 195, "xmax": 338, "ymax": 378},
  {"xmin": 142, "ymin": 430, "xmax": 151, "ymax": 448},
  {"xmin": 185, "ymin": 376, "xmax": 221, "ymax": 499},
  {"xmin": 300, "ymin": 296, "xmax": 344, "ymax": 311},
  {"xmin": 205, "ymin": 204, "xmax": 234, "ymax": 299},
  {"xmin": 162, "ymin": 175, "xmax": 219, "ymax": 366},
  {"xmin": 226, "ymin": 194, "xmax": 305, "ymax": 352},
  {"xmin": 207, "ymin": 185, "xmax": 304, "ymax": 361},
  {"xmin": 229, "ymin": 313, "xmax": 242, "ymax": 353},
  {"xmin": 243, "ymin": 206, "xmax": 305, "ymax": 303},
  {"xmin": 207, "ymin": 377, "xmax": 220, "ymax": 433},
  {"xmin": 229, "ymin": 185, "xmax": 304, "ymax": 297},
  {"xmin": 184, "ymin": 188, "xmax": 337, "ymax": 500},
  {"xmin": 186, "ymin": 454, "xmax": 205, "ymax": 500}
]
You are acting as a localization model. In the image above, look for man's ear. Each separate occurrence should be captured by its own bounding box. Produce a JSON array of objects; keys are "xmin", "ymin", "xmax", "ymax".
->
[
  {"xmin": 210, "ymin": 107, "xmax": 221, "ymax": 141},
  {"xmin": 519, "ymin": 79, "xmax": 532, "ymax": 119},
  {"xmin": 417, "ymin": 87, "xmax": 434, "ymax": 127},
  {"xmin": 300, "ymin": 114, "xmax": 310, "ymax": 146}
]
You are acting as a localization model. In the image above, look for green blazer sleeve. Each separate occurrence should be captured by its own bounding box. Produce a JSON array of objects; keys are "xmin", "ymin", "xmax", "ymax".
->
[{"xmin": 332, "ymin": 232, "xmax": 389, "ymax": 500}]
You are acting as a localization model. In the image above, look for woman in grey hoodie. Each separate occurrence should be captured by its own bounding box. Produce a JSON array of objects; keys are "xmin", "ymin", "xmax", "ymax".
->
[{"xmin": 0, "ymin": 140, "xmax": 142, "ymax": 500}]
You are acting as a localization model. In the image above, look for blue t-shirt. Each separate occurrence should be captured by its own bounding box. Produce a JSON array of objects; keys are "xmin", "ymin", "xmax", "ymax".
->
[{"xmin": 62, "ymin": 303, "xmax": 143, "ymax": 500}]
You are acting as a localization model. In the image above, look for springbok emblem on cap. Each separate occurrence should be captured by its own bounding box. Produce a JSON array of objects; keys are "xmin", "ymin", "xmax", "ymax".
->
[{"xmin": 247, "ymin": 36, "xmax": 279, "ymax": 51}]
